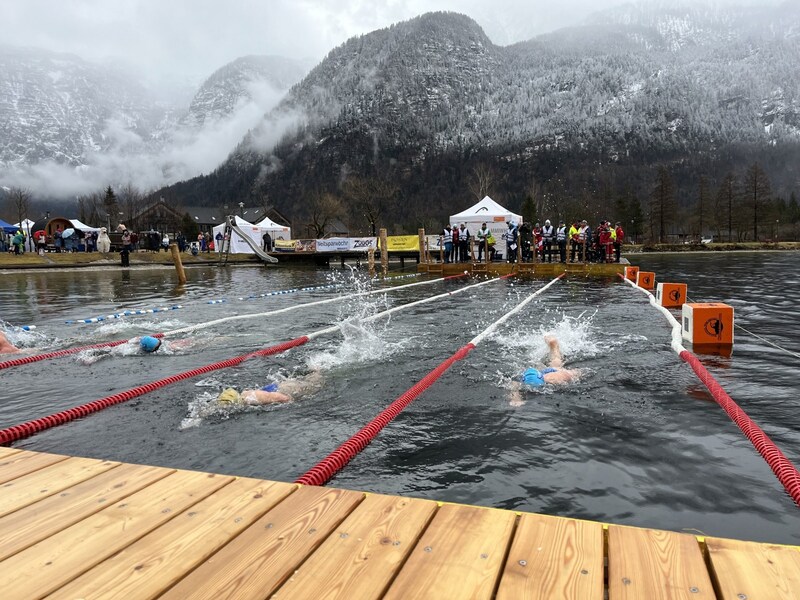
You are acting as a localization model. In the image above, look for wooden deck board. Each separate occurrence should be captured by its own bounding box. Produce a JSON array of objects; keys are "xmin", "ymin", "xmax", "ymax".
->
[
  {"xmin": 608, "ymin": 525, "xmax": 715, "ymax": 599},
  {"xmin": 0, "ymin": 470, "xmax": 232, "ymax": 600},
  {"xmin": 705, "ymin": 536, "xmax": 800, "ymax": 600},
  {"xmin": 274, "ymin": 493, "xmax": 438, "ymax": 599},
  {"xmin": 0, "ymin": 449, "xmax": 797, "ymax": 598},
  {"xmin": 496, "ymin": 512, "xmax": 604, "ymax": 600},
  {"xmin": 160, "ymin": 485, "xmax": 363, "ymax": 600},
  {"xmin": 48, "ymin": 477, "xmax": 296, "ymax": 600},
  {"xmin": 0, "ymin": 450, "xmax": 70, "ymax": 484},
  {"xmin": 0, "ymin": 463, "xmax": 172, "ymax": 562},
  {"xmin": 0, "ymin": 456, "xmax": 119, "ymax": 517},
  {"xmin": 383, "ymin": 503, "xmax": 517, "ymax": 600}
]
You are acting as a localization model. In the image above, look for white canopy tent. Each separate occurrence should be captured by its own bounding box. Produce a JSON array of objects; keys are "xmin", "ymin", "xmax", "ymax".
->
[
  {"xmin": 68, "ymin": 219, "xmax": 101, "ymax": 233},
  {"xmin": 211, "ymin": 216, "xmax": 291, "ymax": 254},
  {"xmin": 13, "ymin": 219, "xmax": 36, "ymax": 252},
  {"xmin": 449, "ymin": 196, "xmax": 522, "ymax": 259},
  {"xmin": 255, "ymin": 217, "xmax": 291, "ymax": 242}
]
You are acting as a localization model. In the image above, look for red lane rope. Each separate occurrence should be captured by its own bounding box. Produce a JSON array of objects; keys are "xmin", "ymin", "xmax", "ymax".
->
[
  {"xmin": 680, "ymin": 350, "xmax": 800, "ymax": 506},
  {"xmin": 0, "ymin": 333, "xmax": 165, "ymax": 371},
  {"xmin": 0, "ymin": 336, "xmax": 309, "ymax": 446},
  {"xmin": 296, "ymin": 343, "xmax": 477, "ymax": 486}
]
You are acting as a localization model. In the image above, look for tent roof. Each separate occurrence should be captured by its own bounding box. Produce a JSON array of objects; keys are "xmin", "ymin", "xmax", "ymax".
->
[
  {"xmin": 450, "ymin": 196, "xmax": 521, "ymax": 220},
  {"xmin": 255, "ymin": 216, "xmax": 290, "ymax": 229},
  {"xmin": 0, "ymin": 218, "xmax": 17, "ymax": 233},
  {"xmin": 69, "ymin": 219, "xmax": 101, "ymax": 232}
]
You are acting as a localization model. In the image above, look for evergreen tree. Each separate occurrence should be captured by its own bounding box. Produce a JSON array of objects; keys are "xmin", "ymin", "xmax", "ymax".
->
[
  {"xmin": 715, "ymin": 173, "xmax": 738, "ymax": 242},
  {"xmin": 744, "ymin": 163, "xmax": 771, "ymax": 241},
  {"xmin": 696, "ymin": 176, "xmax": 710, "ymax": 239},
  {"xmin": 627, "ymin": 192, "xmax": 644, "ymax": 244},
  {"xmin": 649, "ymin": 167, "xmax": 675, "ymax": 243},
  {"xmin": 180, "ymin": 212, "xmax": 199, "ymax": 240},
  {"xmin": 788, "ymin": 191, "xmax": 799, "ymax": 225}
]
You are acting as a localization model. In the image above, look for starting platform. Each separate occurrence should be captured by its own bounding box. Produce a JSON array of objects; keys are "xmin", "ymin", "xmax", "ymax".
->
[{"xmin": 0, "ymin": 447, "xmax": 798, "ymax": 599}]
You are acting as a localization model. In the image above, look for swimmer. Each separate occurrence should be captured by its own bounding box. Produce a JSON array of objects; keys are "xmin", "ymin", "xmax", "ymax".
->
[
  {"xmin": 216, "ymin": 369, "xmax": 324, "ymax": 406},
  {"xmin": 138, "ymin": 335, "xmax": 195, "ymax": 354},
  {"xmin": 0, "ymin": 332, "xmax": 21, "ymax": 354},
  {"xmin": 509, "ymin": 335, "xmax": 581, "ymax": 406}
]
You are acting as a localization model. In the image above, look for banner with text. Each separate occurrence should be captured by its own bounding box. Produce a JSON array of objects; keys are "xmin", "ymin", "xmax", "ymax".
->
[{"xmin": 383, "ymin": 235, "xmax": 420, "ymax": 252}]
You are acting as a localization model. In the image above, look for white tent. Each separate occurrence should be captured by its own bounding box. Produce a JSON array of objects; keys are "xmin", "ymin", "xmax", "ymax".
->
[
  {"xmin": 449, "ymin": 196, "xmax": 522, "ymax": 259},
  {"xmin": 69, "ymin": 219, "xmax": 101, "ymax": 233},
  {"xmin": 255, "ymin": 217, "xmax": 291, "ymax": 241},
  {"xmin": 211, "ymin": 216, "xmax": 290, "ymax": 254},
  {"xmin": 13, "ymin": 219, "xmax": 36, "ymax": 252}
]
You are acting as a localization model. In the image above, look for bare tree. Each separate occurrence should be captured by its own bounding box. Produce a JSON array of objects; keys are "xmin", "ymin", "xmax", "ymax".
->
[
  {"xmin": 7, "ymin": 187, "xmax": 32, "ymax": 232},
  {"xmin": 343, "ymin": 177, "xmax": 397, "ymax": 236},
  {"xmin": 306, "ymin": 191, "xmax": 345, "ymax": 238},
  {"xmin": 649, "ymin": 167, "xmax": 676, "ymax": 243},
  {"xmin": 117, "ymin": 183, "xmax": 146, "ymax": 231},
  {"xmin": 715, "ymin": 173, "xmax": 738, "ymax": 242},
  {"xmin": 76, "ymin": 191, "xmax": 104, "ymax": 225},
  {"xmin": 466, "ymin": 163, "xmax": 499, "ymax": 201}
]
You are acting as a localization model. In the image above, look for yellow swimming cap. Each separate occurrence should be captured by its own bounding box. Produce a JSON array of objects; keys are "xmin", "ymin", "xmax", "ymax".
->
[{"xmin": 217, "ymin": 388, "xmax": 241, "ymax": 404}]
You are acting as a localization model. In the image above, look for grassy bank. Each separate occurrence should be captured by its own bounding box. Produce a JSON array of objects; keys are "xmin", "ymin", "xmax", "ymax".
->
[{"xmin": 0, "ymin": 250, "xmax": 263, "ymax": 269}]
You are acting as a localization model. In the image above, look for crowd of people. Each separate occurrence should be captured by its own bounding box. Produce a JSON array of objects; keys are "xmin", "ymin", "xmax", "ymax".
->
[{"xmin": 439, "ymin": 219, "xmax": 625, "ymax": 264}]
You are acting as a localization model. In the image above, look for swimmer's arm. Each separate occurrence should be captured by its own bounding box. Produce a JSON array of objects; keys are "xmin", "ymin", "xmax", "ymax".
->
[
  {"xmin": 542, "ymin": 368, "xmax": 580, "ymax": 385},
  {"xmin": 509, "ymin": 380, "xmax": 524, "ymax": 407},
  {"xmin": 240, "ymin": 389, "xmax": 292, "ymax": 405}
]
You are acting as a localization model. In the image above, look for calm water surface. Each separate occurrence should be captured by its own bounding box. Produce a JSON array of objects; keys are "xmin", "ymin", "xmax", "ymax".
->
[{"xmin": 0, "ymin": 253, "xmax": 798, "ymax": 544}]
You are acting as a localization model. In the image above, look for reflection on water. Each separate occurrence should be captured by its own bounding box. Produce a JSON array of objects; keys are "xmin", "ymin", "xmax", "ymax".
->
[{"xmin": 1, "ymin": 254, "xmax": 799, "ymax": 544}]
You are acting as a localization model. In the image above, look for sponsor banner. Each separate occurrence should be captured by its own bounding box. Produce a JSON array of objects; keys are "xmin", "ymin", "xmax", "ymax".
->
[
  {"xmin": 316, "ymin": 237, "xmax": 351, "ymax": 252},
  {"xmin": 349, "ymin": 237, "xmax": 377, "ymax": 251},
  {"xmin": 294, "ymin": 239, "xmax": 317, "ymax": 252},
  {"xmin": 274, "ymin": 239, "xmax": 295, "ymax": 252},
  {"xmin": 384, "ymin": 235, "xmax": 419, "ymax": 252}
]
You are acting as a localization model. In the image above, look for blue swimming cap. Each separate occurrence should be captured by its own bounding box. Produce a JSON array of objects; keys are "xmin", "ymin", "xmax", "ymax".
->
[
  {"xmin": 519, "ymin": 368, "xmax": 545, "ymax": 387},
  {"xmin": 140, "ymin": 336, "xmax": 161, "ymax": 353},
  {"xmin": 261, "ymin": 382, "xmax": 279, "ymax": 392}
]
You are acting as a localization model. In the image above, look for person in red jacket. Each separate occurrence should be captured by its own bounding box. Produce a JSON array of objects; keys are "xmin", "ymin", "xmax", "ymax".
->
[{"xmin": 614, "ymin": 222, "xmax": 625, "ymax": 262}]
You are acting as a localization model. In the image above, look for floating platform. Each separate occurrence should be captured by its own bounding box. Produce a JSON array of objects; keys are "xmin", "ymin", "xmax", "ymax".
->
[
  {"xmin": 418, "ymin": 260, "xmax": 627, "ymax": 278},
  {"xmin": 0, "ymin": 447, "xmax": 798, "ymax": 599}
]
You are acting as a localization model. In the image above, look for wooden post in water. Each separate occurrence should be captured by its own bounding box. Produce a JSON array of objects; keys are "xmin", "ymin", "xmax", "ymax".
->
[
  {"xmin": 368, "ymin": 247, "xmax": 375, "ymax": 278},
  {"xmin": 418, "ymin": 228, "xmax": 425, "ymax": 264},
  {"xmin": 170, "ymin": 243, "xmax": 187, "ymax": 284},
  {"xmin": 379, "ymin": 228, "xmax": 388, "ymax": 277}
]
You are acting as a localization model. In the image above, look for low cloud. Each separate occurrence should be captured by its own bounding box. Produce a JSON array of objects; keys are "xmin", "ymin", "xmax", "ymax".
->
[{"xmin": 0, "ymin": 80, "xmax": 301, "ymax": 201}]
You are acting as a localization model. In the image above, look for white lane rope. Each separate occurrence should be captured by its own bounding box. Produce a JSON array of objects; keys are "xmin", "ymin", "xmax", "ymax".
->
[
  {"xmin": 163, "ymin": 274, "xmax": 467, "ymax": 338},
  {"xmin": 620, "ymin": 276, "xmax": 687, "ymax": 355}
]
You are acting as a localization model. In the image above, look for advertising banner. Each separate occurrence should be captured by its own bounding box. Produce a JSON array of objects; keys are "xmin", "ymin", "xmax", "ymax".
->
[
  {"xmin": 384, "ymin": 235, "xmax": 419, "ymax": 252},
  {"xmin": 349, "ymin": 237, "xmax": 377, "ymax": 251},
  {"xmin": 274, "ymin": 239, "xmax": 295, "ymax": 252},
  {"xmin": 316, "ymin": 237, "xmax": 351, "ymax": 252},
  {"xmin": 294, "ymin": 239, "xmax": 317, "ymax": 252}
]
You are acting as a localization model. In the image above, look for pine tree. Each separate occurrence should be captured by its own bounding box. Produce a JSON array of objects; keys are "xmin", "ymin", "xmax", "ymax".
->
[
  {"xmin": 649, "ymin": 167, "xmax": 675, "ymax": 243},
  {"xmin": 696, "ymin": 176, "xmax": 709, "ymax": 240},
  {"xmin": 744, "ymin": 163, "xmax": 771, "ymax": 241},
  {"xmin": 715, "ymin": 174, "xmax": 738, "ymax": 242}
]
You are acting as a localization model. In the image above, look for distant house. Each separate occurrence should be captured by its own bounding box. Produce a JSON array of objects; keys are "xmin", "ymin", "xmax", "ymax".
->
[{"xmin": 133, "ymin": 200, "xmax": 291, "ymax": 235}]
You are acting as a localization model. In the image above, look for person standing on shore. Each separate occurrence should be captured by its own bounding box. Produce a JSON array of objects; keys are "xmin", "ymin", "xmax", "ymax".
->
[
  {"xmin": 556, "ymin": 221, "xmax": 567, "ymax": 263},
  {"xmin": 614, "ymin": 222, "xmax": 625, "ymax": 262}
]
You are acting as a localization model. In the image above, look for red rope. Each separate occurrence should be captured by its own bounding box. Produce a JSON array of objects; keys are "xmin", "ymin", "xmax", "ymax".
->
[
  {"xmin": 0, "ymin": 333, "xmax": 165, "ymax": 371},
  {"xmin": 680, "ymin": 350, "xmax": 800, "ymax": 506},
  {"xmin": 0, "ymin": 336, "xmax": 309, "ymax": 446},
  {"xmin": 296, "ymin": 343, "xmax": 476, "ymax": 486}
]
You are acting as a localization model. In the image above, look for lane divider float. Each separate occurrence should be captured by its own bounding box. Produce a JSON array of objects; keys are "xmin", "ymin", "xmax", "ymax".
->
[
  {"xmin": 296, "ymin": 274, "xmax": 565, "ymax": 486},
  {"xmin": 618, "ymin": 273, "xmax": 800, "ymax": 506}
]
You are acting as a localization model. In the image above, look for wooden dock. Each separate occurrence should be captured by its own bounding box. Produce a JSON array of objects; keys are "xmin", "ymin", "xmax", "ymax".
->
[
  {"xmin": 0, "ymin": 447, "xmax": 798, "ymax": 599},
  {"xmin": 418, "ymin": 260, "xmax": 627, "ymax": 278}
]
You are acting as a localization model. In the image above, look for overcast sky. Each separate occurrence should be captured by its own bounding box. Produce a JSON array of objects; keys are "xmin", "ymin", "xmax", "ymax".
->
[{"xmin": 0, "ymin": 0, "xmax": 780, "ymax": 86}]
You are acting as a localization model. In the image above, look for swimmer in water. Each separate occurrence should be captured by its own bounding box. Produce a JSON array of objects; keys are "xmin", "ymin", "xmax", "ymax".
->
[
  {"xmin": 216, "ymin": 369, "xmax": 324, "ymax": 406},
  {"xmin": 509, "ymin": 335, "xmax": 581, "ymax": 406},
  {"xmin": 0, "ymin": 332, "xmax": 22, "ymax": 354},
  {"xmin": 138, "ymin": 335, "xmax": 196, "ymax": 354}
]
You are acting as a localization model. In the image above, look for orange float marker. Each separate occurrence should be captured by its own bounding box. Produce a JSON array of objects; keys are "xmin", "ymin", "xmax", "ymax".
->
[
  {"xmin": 624, "ymin": 266, "xmax": 639, "ymax": 282},
  {"xmin": 636, "ymin": 271, "xmax": 655, "ymax": 290},
  {"xmin": 682, "ymin": 302, "xmax": 734, "ymax": 345},
  {"xmin": 656, "ymin": 283, "xmax": 687, "ymax": 309}
]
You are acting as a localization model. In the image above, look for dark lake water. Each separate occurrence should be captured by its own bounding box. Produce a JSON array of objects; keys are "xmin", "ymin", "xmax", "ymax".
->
[{"xmin": 1, "ymin": 252, "xmax": 798, "ymax": 544}]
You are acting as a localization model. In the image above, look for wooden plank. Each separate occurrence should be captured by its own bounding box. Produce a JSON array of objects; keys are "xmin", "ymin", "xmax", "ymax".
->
[
  {"xmin": 706, "ymin": 536, "xmax": 800, "ymax": 600},
  {"xmin": 0, "ymin": 446, "xmax": 22, "ymax": 458},
  {"xmin": 0, "ymin": 469, "xmax": 232, "ymax": 599},
  {"xmin": 383, "ymin": 503, "xmax": 517, "ymax": 600},
  {"xmin": 0, "ymin": 463, "xmax": 172, "ymax": 562},
  {"xmin": 496, "ymin": 513, "xmax": 604, "ymax": 600},
  {"xmin": 0, "ymin": 450, "xmax": 70, "ymax": 484},
  {"xmin": 274, "ymin": 493, "xmax": 438, "ymax": 599},
  {"xmin": 161, "ymin": 485, "xmax": 363, "ymax": 600},
  {"xmin": 48, "ymin": 478, "xmax": 297, "ymax": 600},
  {"xmin": 0, "ymin": 456, "xmax": 119, "ymax": 517},
  {"xmin": 608, "ymin": 525, "xmax": 715, "ymax": 599}
]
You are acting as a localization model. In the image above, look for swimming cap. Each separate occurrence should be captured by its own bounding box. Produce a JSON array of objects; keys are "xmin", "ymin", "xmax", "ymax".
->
[
  {"xmin": 520, "ymin": 368, "xmax": 545, "ymax": 387},
  {"xmin": 140, "ymin": 336, "xmax": 161, "ymax": 353},
  {"xmin": 217, "ymin": 388, "xmax": 240, "ymax": 404},
  {"xmin": 261, "ymin": 383, "xmax": 279, "ymax": 392}
]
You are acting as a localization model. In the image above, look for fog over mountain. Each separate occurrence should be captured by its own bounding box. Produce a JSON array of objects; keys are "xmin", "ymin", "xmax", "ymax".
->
[{"xmin": 157, "ymin": 2, "xmax": 799, "ymax": 231}]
